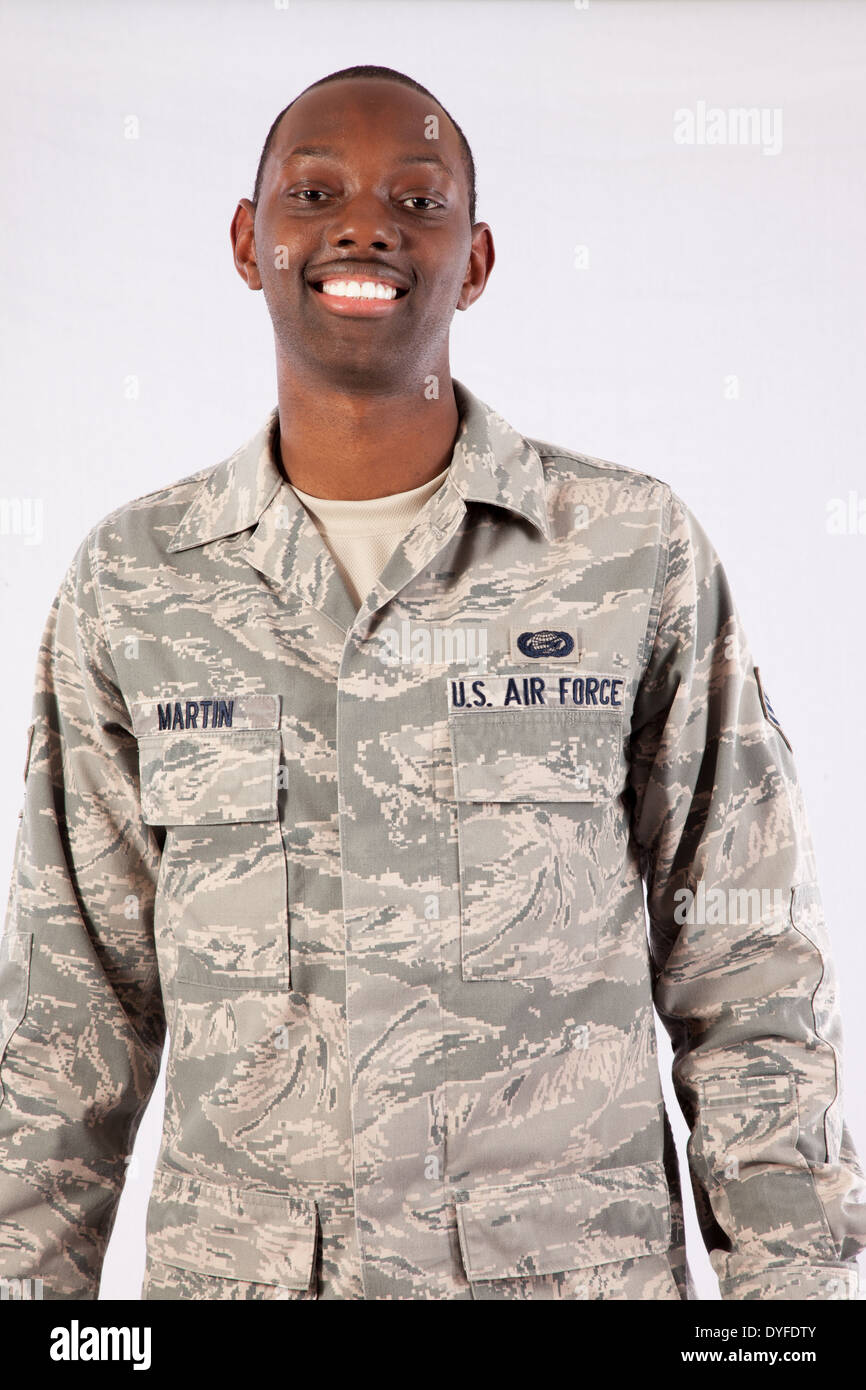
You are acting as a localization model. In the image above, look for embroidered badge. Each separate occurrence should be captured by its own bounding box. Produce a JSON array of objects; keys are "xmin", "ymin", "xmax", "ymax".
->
[
  {"xmin": 509, "ymin": 627, "xmax": 583, "ymax": 663},
  {"xmin": 753, "ymin": 666, "xmax": 793, "ymax": 752},
  {"xmin": 515, "ymin": 629, "xmax": 575, "ymax": 658}
]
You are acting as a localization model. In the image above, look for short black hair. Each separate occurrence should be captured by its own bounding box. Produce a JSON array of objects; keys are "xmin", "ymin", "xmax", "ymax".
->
[{"xmin": 251, "ymin": 64, "xmax": 477, "ymax": 225}]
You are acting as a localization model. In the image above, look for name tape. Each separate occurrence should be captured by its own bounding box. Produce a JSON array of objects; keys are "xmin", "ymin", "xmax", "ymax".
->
[{"xmin": 130, "ymin": 694, "xmax": 281, "ymax": 737}]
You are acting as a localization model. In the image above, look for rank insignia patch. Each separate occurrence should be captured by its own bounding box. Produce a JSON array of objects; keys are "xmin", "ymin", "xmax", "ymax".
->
[{"xmin": 753, "ymin": 666, "xmax": 793, "ymax": 753}]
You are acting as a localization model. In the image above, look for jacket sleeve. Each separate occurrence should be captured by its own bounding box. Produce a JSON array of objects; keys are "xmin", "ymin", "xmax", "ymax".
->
[
  {"xmin": 627, "ymin": 487, "xmax": 866, "ymax": 1301},
  {"xmin": 0, "ymin": 529, "xmax": 166, "ymax": 1300}
]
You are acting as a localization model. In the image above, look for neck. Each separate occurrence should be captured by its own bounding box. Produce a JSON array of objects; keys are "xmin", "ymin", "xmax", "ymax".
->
[{"xmin": 273, "ymin": 360, "xmax": 461, "ymax": 501}]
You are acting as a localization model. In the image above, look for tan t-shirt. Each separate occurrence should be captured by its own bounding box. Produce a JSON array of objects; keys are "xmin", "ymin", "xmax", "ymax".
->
[{"xmin": 289, "ymin": 465, "xmax": 451, "ymax": 609}]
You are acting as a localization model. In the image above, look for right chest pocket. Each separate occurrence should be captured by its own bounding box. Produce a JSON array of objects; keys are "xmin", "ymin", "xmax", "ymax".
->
[{"xmin": 135, "ymin": 701, "xmax": 289, "ymax": 993}]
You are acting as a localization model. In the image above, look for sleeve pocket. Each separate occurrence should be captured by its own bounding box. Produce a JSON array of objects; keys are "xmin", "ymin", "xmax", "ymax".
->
[{"xmin": 693, "ymin": 1068, "xmax": 841, "ymax": 1267}]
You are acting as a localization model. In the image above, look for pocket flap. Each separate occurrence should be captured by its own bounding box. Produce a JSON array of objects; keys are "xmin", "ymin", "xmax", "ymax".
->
[
  {"xmin": 454, "ymin": 1161, "xmax": 672, "ymax": 1280},
  {"xmin": 449, "ymin": 707, "xmax": 622, "ymax": 802},
  {"xmin": 138, "ymin": 729, "xmax": 280, "ymax": 825},
  {"xmin": 146, "ymin": 1168, "xmax": 317, "ymax": 1289}
]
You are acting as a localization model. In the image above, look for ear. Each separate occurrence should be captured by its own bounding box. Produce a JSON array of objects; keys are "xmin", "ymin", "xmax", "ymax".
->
[
  {"xmin": 230, "ymin": 198, "xmax": 263, "ymax": 291},
  {"xmin": 456, "ymin": 223, "xmax": 495, "ymax": 311}
]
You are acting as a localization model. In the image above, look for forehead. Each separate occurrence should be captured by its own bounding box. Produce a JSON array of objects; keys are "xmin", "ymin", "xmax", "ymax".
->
[{"xmin": 269, "ymin": 78, "xmax": 462, "ymax": 172}]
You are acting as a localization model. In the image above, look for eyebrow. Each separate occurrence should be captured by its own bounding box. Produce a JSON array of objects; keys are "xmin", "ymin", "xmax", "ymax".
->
[{"xmin": 278, "ymin": 145, "xmax": 456, "ymax": 177}]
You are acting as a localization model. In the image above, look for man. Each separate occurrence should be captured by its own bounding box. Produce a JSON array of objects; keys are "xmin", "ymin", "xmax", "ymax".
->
[{"xmin": 0, "ymin": 64, "xmax": 864, "ymax": 1302}]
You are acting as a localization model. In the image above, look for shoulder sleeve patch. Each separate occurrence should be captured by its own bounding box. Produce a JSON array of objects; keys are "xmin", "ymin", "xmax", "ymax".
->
[{"xmin": 753, "ymin": 665, "xmax": 793, "ymax": 753}]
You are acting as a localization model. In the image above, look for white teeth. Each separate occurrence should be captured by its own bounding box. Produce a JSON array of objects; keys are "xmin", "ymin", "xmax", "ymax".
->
[{"xmin": 320, "ymin": 279, "xmax": 398, "ymax": 300}]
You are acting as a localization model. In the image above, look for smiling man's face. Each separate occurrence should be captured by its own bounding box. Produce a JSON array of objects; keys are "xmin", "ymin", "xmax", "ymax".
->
[{"xmin": 231, "ymin": 77, "xmax": 493, "ymax": 391}]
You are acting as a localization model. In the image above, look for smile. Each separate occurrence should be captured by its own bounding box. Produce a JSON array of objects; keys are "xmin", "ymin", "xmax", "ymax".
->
[
  {"xmin": 318, "ymin": 279, "xmax": 405, "ymax": 300},
  {"xmin": 309, "ymin": 275, "xmax": 410, "ymax": 316}
]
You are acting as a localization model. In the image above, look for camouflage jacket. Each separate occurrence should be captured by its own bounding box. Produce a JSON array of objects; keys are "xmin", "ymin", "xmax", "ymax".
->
[{"xmin": 1, "ymin": 379, "xmax": 864, "ymax": 1301}]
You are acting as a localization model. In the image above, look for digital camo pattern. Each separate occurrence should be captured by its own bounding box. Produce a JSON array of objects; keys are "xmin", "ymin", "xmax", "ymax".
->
[{"xmin": 1, "ymin": 378, "xmax": 864, "ymax": 1300}]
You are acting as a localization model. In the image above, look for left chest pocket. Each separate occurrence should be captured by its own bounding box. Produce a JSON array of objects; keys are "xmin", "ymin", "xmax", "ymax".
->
[
  {"xmin": 449, "ymin": 707, "xmax": 623, "ymax": 982},
  {"xmin": 137, "ymin": 728, "xmax": 289, "ymax": 992}
]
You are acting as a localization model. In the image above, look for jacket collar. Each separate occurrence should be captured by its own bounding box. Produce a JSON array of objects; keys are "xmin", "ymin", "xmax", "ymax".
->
[{"xmin": 165, "ymin": 378, "xmax": 551, "ymax": 554}]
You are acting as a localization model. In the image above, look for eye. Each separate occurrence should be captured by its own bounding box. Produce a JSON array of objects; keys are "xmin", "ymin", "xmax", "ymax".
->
[
  {"xmin": 402, "ymin": 196, "xmax": 443, "ymax": 211},
  {"xmin": 291, "ymin": 188, "xmax": 329, "ymax": 202}
]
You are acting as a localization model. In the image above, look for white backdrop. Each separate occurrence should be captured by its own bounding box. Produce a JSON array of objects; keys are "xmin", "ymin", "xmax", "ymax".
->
[{"xmin": 1, "ymin": 0, "xmax": 864, "ymax": 1301}]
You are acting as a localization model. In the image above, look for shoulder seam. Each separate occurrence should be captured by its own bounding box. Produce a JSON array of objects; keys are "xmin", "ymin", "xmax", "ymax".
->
[
  {"xmin": 85, "ymin": 529, "xmax": 125, "ymax": 701},
  {"xmin": 87, "ymin": 465, "xmax": 215, "ymax": 539},
  {"xmin": 635, "ymin": 484, "xmax": 674, "ymax": 682},
  {"xmin": 533, "ymin": 443, "xmax": 666, "ymax": 489}
]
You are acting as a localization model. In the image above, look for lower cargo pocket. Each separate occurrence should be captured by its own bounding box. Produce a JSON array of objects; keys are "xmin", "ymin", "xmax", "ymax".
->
[
  {"xmin": 142, "ymin": 1262, "xmax": 317, "ymax": 1301},
  {"xmin": 467, "ymin": 1251, "xmax": 683, "ymax": 1301},
  {"xmin": 455, "ymin": 1160, "xmax": 675, "ymax": 1299},
  {"xmin": 142, "ymin": 1167, "xmax": 318, "ymax": 1300}
]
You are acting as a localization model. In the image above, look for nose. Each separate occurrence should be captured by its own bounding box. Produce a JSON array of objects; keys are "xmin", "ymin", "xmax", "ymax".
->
[{"xmin": 326, "ymin": 191, "xmax": 400, "ymax": 252}]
